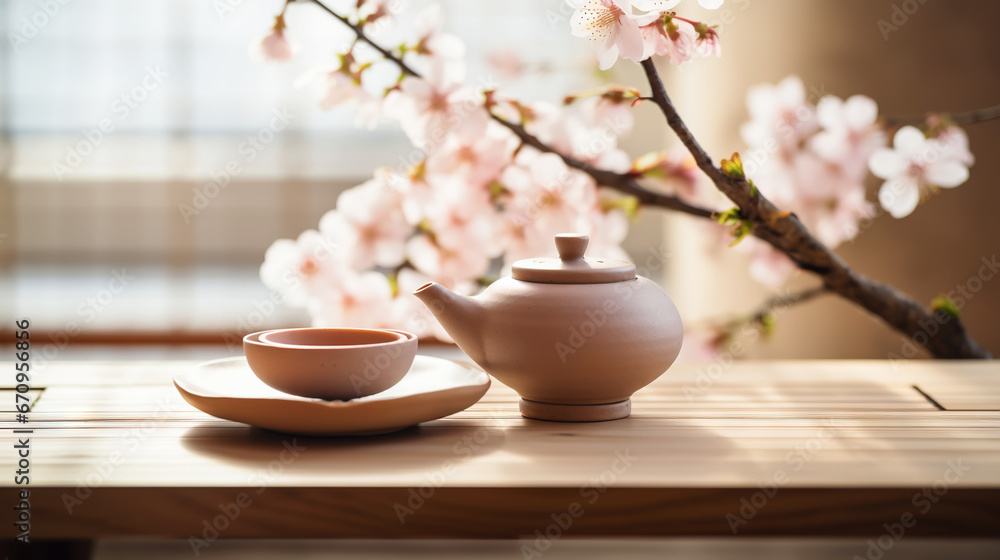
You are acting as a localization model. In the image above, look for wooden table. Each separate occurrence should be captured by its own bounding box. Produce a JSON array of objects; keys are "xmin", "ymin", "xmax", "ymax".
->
[{"xmin": 2, "ymin": 358, "xmax": 999, "ymax": 553}]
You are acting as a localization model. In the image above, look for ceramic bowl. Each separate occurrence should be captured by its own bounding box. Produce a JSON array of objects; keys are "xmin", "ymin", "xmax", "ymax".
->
[{"xmin": 243, "ymin": 328, "xmax": 417, "ymax": 400}]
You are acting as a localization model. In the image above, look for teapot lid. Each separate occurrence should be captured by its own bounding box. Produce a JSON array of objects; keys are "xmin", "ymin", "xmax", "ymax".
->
[{"xmin": 511, "ymin": 234, "xmax": 636, "ymax": 284}]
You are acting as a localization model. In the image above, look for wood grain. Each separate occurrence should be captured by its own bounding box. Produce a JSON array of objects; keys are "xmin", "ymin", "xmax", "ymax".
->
[{"xmin": 1, "ymin": 359, "xmax": 998, "ymax": 539}]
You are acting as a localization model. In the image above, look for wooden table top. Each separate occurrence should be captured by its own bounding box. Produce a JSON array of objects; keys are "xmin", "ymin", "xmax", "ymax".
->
[{"xmin": 2, "ymin": 358, "xmax": 999, "ymax": 540}]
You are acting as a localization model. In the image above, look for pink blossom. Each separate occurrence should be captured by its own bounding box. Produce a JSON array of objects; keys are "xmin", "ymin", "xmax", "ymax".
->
[
  {"xmin": 404, "ymin": 170, "xmax": 501, "ymax": 283},
  {"xmin": 741, "ymin": 76, "xmax": 818, "ymax": 156},
  {"xmin": 584, "ymin": 200, "xmax": 631, "ymax": 262},
  {"xmin": 568, "ymin": 0, "xmax": 645, "ymax": 70},
  {"xmin": 747, "ymin": 241, "xmax": 797, "ymax": 289},
  {"xmin": 498, "ymin": 213, "xmax": 560, "ymax": 271},
  {"xmin": 422, "ymin": 180, "xmax": 500, "ymax": 256},
  {"xmin": 387, "ymin": 268, "xmax": 458, "ymax": 342},
  {"xmin": 737, "ymin": 78, "xmax": 882, "ymax": 286},
  {"xmin": 633, "ymin": 0, "xmax": 725, "ymax": 9},
  {"xmin": 392, "ymin": 166, "xmax": 436, "ymax": 226},
  {"xmin": 934, "ymin": 125, "xmax": 975, "ymax": 167},
  {"xmin": 659, "ymin": 148, "xmax": 700, "ymax": 199},
  {"xmin": 308, "ymin": 270, "xmax": 394, "ymax": 329},
  {"xmin": 527, "ymin": 101, "xmax": 632, "ymax": 169},
  {"xmin": 406, "ymin": 233, "xmax": 492, "ymax": 284},
  {"xmin": 810, "ymin": 94, "xmax": 885, "ymax": 178},
  {"xmin": 869, "ymin": 125, "xmax": 973, "ymax": 218},
  {"xmin": 425, "ymin": 123, "xmax": 516, "ymax": 190},
  {"xmin": 259, "ymin": 230, "xmax": 348, "ymax": 307},
  {"xmin": 503, "ymin": 152, "xmax": 598, "ymax": 230},
  {"xmin": 358, "ymin": 0, "xmax": 394, "ymax": 28},
  {"xmin": 637, "ymin": 14, "xmax": 696, "ymax": 65},
  {"xmin": 499, "ymin": 151, "xmax": 600, "ymax": 268},
  {"xmin": 318, "ymin": 170, "xmax": 412, "ymax": 269},
  {"xmin": 383, "ymin": 59, "xmax": 489, "ymax": 149},
  {"xmin": 788, "ymin": 152, "xmax": 874, "ymax": 247},
  {"xmin": 486, "ymin": 48, "xmax": 527, "ymax": 81},
  {"xmin": 412, "ymin": 4, "xmax": 466, "ymax": 68},
  {"xmin": 631, "ymin": 0, "xmax": 682, "ymax": 9},
  {"xmin": 318, "ymin": 70, "xmax": 382, "ymax": 126},
  {"xmin": 253, "ymin": 15, "xmax": 293, "ymax": 62},
  {"xmin": 694, "ymin": 26, "xmax": 722, "ymax": 57},
  {"xmin": 674, "ymin": 330, "xmax": 723, "ymax": 365},
  {"xmin": 577, "ymin": 94, "xmax": 636, "ymax": 137}
]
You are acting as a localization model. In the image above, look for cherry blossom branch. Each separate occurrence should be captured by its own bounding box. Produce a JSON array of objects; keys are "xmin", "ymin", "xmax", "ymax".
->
[
  {"xmin": 884, "ymin": 103, "xmax": 1000, "ymax": 128},
  {"xmin": 308, "ymin": 0, "xmax": 716, "ymax": 220},
  {"xmin": 490, "ymin": 118, "xmax": 715, "ymax": 218},
  {"xmin": 741, "ymin": 286, "xmax": 827, "ymax": 329},
  {"xmin": 640, "ymin": 58, "xmax": 990, "ymax": 359},
  {"xmin": 307, "ymin": 0, "xmax": 988, "ymax": 358},
  {"xmin": 308, "ymin": 0, "xmax": 419, "ymax": 77}
]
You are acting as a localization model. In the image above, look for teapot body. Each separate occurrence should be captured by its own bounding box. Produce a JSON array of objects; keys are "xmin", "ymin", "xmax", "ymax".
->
[{"xmin": 470, "ymin": 275, "xmax": 683, "ymax": 406}]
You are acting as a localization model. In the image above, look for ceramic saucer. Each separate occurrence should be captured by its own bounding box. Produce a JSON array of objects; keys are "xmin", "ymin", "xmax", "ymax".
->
[{"xmin": 174, "ymin": 355, "xmax": 490, "ymax": 436}]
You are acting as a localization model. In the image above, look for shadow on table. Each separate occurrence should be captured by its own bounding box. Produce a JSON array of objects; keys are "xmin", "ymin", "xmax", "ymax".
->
[{"xmin": 180, "ymin": 423, "xmax": 506, "ymax": 477}]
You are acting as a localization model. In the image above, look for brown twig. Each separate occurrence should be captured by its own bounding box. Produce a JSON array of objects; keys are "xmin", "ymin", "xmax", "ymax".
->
[
  {"xmin": 308, "ymin": 0, "xmax": 419, "ymax": 77},
  {"xmin": 489, "ymin": 118, "xmax": 715, "ymax": 218},
  {"xmin": 639, "ymin": 58, "xmax": 990, "ymax": 359},
  {"xmin": 308, "ymin": 0, "xmax": 990, "ymax": 359},
  {"xmin": 884, "ymin": 103, "xmax": 1000, "ymax": 128},
  {"xmin": 743, "ymin": 286, "xmax": 827, "ymax": 328},
  {"xmin": 308, "ymin": 0, "xmax": 716, "ymax": 220},
  {"xmin": 693, "ymin": 286, "xmax": 827, "ymax": 332}
]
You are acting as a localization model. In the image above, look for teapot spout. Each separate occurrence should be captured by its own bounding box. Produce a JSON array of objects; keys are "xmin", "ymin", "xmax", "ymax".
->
[{"xmin": 412, "ymin": 282, "xmax": 488, "ymax": 367}]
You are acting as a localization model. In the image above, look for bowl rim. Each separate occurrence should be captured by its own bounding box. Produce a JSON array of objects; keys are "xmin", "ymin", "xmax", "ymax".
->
[{"xmin": 246, "ymin": 327, "xmax": 416, "ymax": 350}]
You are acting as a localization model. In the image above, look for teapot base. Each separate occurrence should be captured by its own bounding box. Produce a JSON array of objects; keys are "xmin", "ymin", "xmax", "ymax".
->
[{"xmin": 519, "ymin": 398, "xmax": 631, "ymax": 422}]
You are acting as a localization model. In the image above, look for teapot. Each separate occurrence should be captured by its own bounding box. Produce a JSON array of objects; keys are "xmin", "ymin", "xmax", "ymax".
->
[{"xmin": 412, "ymin": 233, "xmax": 683, "ymax": 422}]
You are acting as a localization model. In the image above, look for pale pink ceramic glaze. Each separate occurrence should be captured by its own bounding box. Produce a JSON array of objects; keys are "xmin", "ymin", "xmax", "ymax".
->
[
  {"xmin": 244, "ymin": 328, "xmax": 416, "ymax": 400},
  {"xmin": 412, "ymin": 234, "xmax": 683, "ymax": 422}
]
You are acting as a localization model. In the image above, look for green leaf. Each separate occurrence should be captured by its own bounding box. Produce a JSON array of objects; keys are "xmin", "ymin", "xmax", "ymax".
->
[
  {"xmin": 387, "ymin": 273, "xmax": 399, "ymax": 298},
  {"xmin": 489, "ymin": 181, "xmax": 508, "ymax": 199},
  {"xmin": 713, "ymin": 207, "xmax": 742, "ymax": 226},
  {"xmin": 713, "ymin": 207, "xmax": 752, "ymax": 246},
  {"xmin": 931, "ymin": 295, "xmax": 961, "ymax": 318},
  {"xmin": 759, "ymin": 312, "xmax": 777, "ymax": 338},
  {"xmin": 720, "ymin": 152, "xmax": 745, "ymax": 179},
  {"xmin": 728, "ymin": 220, "xmax": 753, "ymax": 247},
  {"xmin": 602, "ymin": 195, "xmax": 640, "ymax": 220}
]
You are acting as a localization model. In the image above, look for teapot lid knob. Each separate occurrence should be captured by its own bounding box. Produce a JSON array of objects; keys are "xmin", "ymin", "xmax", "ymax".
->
[
  {"xmin": 555, "ymin": 234, "xmax": 589, "ymax": 261},
  {"xmin": 510, "ymin": 233, "xmax": 637, "ymax": 284}
]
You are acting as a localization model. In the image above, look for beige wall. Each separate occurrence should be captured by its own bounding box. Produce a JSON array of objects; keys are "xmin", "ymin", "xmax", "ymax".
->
[{"xmin": 630, "ymin": 0, "xmax": 1000, "ymax": 358}]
